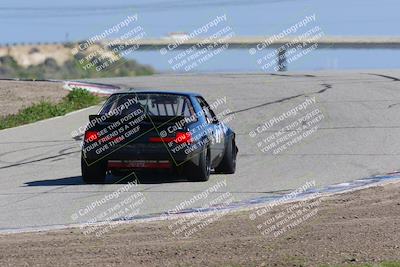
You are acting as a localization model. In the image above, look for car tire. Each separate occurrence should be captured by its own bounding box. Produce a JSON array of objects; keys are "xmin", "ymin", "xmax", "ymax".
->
[
  {"xmin": 215, "ymin": 139, "xmax": 237, "ymax": 174},
  {"xmin": 81, "ymin": 157, "xmax": 106, "ymax": 184},
  {"xmin": 188, "ymin": 146, "xmax": 211, "ymax": 182}
]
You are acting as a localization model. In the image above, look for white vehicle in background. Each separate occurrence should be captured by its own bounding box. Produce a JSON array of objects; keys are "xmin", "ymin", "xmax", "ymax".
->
[{"xmin": 164, "ymin": 32, "xmax": 190, "ymax": 41}]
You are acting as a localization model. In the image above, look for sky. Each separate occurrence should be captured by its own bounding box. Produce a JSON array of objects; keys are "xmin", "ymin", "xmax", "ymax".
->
[{"xmin": 1, "ymin": 0, "xmax": 400, "ymax": 72}]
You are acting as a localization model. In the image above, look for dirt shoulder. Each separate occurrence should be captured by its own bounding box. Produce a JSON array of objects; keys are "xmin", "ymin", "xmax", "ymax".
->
[
  {"xmin": 1, "ymin": 182, "xmax": 399, "ymax": 267},
  {"xmin": 0, "ymin": 80, "xmax": 67, "ymax": 116}
]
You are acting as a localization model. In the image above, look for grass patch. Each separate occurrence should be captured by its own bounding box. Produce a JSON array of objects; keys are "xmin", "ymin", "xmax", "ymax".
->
[{"xmin": 0, "ymin": 89, "xmax": 102, "ymax": 130}]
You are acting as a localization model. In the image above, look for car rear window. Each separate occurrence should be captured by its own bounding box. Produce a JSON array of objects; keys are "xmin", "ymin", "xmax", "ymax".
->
[{"xmin": 100, "ymin": 93, "xmax": 195, "ymax": 117}]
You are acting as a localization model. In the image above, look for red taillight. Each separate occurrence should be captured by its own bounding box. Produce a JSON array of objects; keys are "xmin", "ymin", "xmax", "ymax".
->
[
  {"xmin": 85, "ymin": 131, "xmax": 98, "ymax": 142},
  {"xmin": 174, "ymin": 132, "xmax": 192, "ymax": 144},
  {"xmin": 149, "ymin": 132, "xmax": 192, "ymax": 144}
]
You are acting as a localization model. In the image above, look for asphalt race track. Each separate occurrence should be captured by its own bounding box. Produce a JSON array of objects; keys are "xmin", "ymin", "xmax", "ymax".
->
[{"xmin": 1, "ymin": 70, "xmax": 400, "ymax": 232}]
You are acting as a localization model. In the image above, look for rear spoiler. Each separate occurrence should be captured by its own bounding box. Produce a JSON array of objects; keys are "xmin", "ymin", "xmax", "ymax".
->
[{"xmin": 88, "ymin": 114, "xmax": 195, "ymax": 127}]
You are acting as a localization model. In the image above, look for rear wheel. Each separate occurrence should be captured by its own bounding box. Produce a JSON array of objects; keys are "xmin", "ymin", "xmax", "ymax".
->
[
  {"xmin": 188, "ymin": 147, "xmax": 211, "ymax": 182},
  {"xmin": 215, "ymin": 139, "xmax": 237, "ymax": 174},
  {"xmin": 81, "ymin": 157, "xmax": 106, "ymax": 184}
]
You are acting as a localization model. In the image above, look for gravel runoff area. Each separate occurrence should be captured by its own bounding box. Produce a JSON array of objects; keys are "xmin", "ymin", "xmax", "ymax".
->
[
  {"xmin": 0, "ymin": 80, "xmax": 67, "ymax": 116},
  {"xmin": 0, "ymin": 181, "xmax": 399, "ymax": 267}
]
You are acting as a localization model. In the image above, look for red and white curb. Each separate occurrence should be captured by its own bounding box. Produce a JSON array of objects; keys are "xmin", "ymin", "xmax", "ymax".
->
[{"xmin": 63, "ymin": 81, "xmax": 121, "ymax": 95}]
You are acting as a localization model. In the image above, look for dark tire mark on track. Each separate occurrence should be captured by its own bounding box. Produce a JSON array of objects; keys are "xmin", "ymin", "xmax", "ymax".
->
[
  {"xmin": 0, "ymin": 150, "xmax": 80, "ymax": 170},
  {"xmin": 227, "ymin": 83, "xmax": 332, "ymax": 115},
  {"xmin": 366, "ymin": 73, "xmax": 400, "ymax": 82}
]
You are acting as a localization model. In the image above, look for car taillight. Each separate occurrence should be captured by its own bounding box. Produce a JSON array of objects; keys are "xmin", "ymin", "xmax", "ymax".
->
[
  {"xmin": 149, "ymin": 132, "xmax": 192, "ymax": 144},
  {"xmin": 85, "ymin": 131, "xmax": 98, "ymax": 142},
  {"xmin": 174, "ymin": 132, "xmax": 192, "ymax": 144}
]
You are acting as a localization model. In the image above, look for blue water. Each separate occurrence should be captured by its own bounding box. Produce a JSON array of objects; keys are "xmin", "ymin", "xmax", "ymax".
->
[
  {"xmin": 1, "ymin": 0, "xmax": 400, "ymax": 72},
  {"xmin": 127, "ymin": 49, "xmax": 400, "ymax": 72}
]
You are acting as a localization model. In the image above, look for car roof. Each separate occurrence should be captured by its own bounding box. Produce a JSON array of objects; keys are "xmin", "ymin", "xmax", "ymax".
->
[{"xmin": 111, "ymin": 89, "xmax": 202, "ymax": 97}]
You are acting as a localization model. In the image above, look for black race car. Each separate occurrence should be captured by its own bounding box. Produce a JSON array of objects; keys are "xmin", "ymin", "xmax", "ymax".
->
[{"xmin": 81, "ymin": 90, "xmax": 238, "ymax": 183}]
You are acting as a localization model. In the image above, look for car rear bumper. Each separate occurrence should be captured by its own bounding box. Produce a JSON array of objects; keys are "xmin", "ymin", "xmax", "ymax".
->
[
  {"xmin": 82, "ymin": 142, "xmax": 203, "ymax": 169},
  {"xmin": 107, "ymin": 159, "xmax": 172, "ymax": 169}
]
